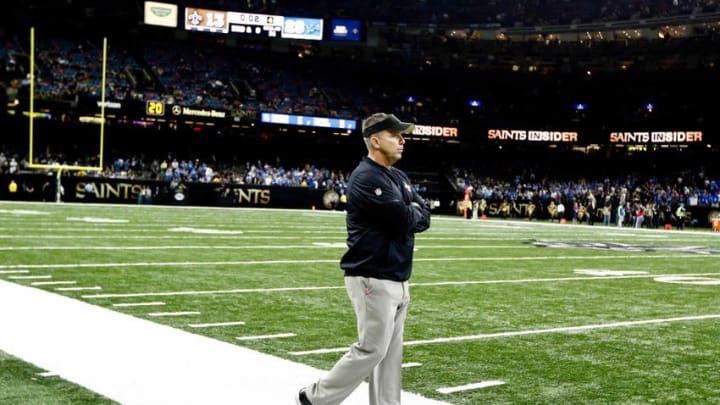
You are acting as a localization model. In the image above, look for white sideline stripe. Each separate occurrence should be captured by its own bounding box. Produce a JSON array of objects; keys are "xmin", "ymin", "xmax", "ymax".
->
[
  {"xmin": 55, "ymin": 286, "xmax": 103, "ymax": 292},
  {"xmin": 0, "ymin": 253, "xmax": 713, "ymax": 271},
  {"xmin": 0, "ymin": 270, "xmax": 30, "ymax": 274},
  {"xmin": 236, "ymin": 333, "xmax": 296, "ymax": 341},
  {"xmin": 148, "ymin": 311, "xmax": 200, "ymax": 317},
  {"xmin": 437, "ymin": 380, "xmax": 506, "ymax": 394},
  {"xmin": 81, "ymin": 272, "xmax": 720, "ymax": 299},
  {"xmin": 113, "ymin": 302, "xmax": 166, "ymax": 308},
  {"xmin": 0, "ymin": 280, "xmax": 448, "ymax": 405},
  {"xmin": 31, "ymin": 281, "xmax": 76, "ymax": 286},
  {"xmin": 188, "ymin": 321, "xmax": 245, "ymax": 328},
  {"xmin": 289, "ymin": 314, "xmax": 720, "ymax": 355},
  {"xmin": 8, "ymin": 275, "xmax": 52, "ymax": 280},
  {"xmin": 402, "ymin": 362, "xmax": 422, "ymax": 368}
]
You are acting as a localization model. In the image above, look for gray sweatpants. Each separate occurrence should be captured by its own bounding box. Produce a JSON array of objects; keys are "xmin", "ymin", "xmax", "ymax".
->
[{"xmin": 304, "ymin": 276, "xmax": 410, "ymax": 405}]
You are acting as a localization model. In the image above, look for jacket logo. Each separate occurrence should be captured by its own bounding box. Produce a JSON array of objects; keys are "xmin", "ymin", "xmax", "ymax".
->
[
  {"xmin": 404, "ymin": 183, "xmax": 412, "ymax": 192},
  {"xmin": 374, "ymin": 188, "xmax": 382, "ymax": 196}
]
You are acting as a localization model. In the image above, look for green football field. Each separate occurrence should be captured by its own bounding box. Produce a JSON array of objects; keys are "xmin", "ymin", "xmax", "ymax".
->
[{"xmin": 1, "ymin": 201, "xmax": 719, "ymax": 404}]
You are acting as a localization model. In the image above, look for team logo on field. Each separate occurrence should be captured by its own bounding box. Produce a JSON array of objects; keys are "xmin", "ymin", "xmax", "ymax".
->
[{"xmin": 529, "ymin": 240, "xmax": 720, "ymax": 256}]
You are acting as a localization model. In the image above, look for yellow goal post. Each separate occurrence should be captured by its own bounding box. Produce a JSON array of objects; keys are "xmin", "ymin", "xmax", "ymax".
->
[{"xmin": 27, "ymin": 27, "xmax": 107, "ymax": 174}]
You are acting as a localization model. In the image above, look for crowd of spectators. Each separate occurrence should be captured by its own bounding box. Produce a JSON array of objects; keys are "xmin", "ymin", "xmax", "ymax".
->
[
  {"xmin": 463, "ymin": 170, "xmax": 719, "ymax": 207},
  {"xmin": 1, "ymin": 33, "xmax": 367, "ymax": 120},
  {"xmin": 451, "ymin": 162, "xmax": 720, "ymax": 230},
  {"xmin": 4, "ymin": 143, "xmax": 719, "ymax": 214}
]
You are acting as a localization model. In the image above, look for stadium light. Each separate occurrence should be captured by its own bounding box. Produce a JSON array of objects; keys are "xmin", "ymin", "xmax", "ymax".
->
[
  {"xmin": 574, "ymin": 103, "xmax": 588, "ymax": 111},
  {"xmin": 469, "ymin": 99, "xmax": 482, "ymax": 107}
]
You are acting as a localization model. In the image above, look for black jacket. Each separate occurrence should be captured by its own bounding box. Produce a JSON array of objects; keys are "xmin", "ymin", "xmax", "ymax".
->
[{"xmin": 340, "ymin": 157, "xmax": 431, "ymax": 281}]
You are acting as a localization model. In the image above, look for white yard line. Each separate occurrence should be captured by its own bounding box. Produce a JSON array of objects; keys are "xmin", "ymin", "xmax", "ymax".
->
[
  {"xmin": 437, "ymin": 380, "xmax": 506, "ymax": 394},
  {"xmin": 0, "ymin": 228, "xmax": 346, "ymax": 235},
  {"xmin": 55, "ymin": 286, "xmax": 103, "ymax": 292},
  {"xmin": 0, "ymin": 280, "xmax": 447, "ymax": 405},
  {"xmin": 188, "ymin": 321, "xmax": 245, "ymax": 328},
  {"xmin": 8, "ymin": 275, "xmax": 52, "ymax": 280},
  {"xmin": 85, "ymin": 285, "xmax": 343, "ymax": 299},
  {"xmin": 410, "ymin": 272, "xmax": 720, "ymax": 287},
  {"xmin": 0, "ymin": 245, "xmax": 528, "ymax": 251},
  {"xmin": 0, "ymin": 234, "xmax": 706, "ymax": 242},
  {"xmin": 414, "ymin": 255, "xmax": 715, "ymax": 262},
  {"xmin": 236, "ymin": 333, "xmax": 296, "ymax": 341},
  {"xmin": 405, "ymin": 314, "xmax": 720, "ymax": 345},
  {"xmin": 81, "ymin": 272, "xmax": 720, "ymax": 300},
  {"xmin": 0, "ymin": 259, "xmax": 338, "ymax": 270},
  {"xmin": 0, "ymin": 235, "xmax": 341, "ymax": 240},
  {"xmin": 289, "ymin": 314, "xmax": 720, "ymax": 356},
  {"xmin": 0, "ymin": 254, "xmax": 714, "ymax": 272},
  {"xmin": 0, "ymin": 235, "xmax": 354, "ymax": 240},
  {"xmin": 113, "ymin": 302, "xmax": 166, "ymax": 308},
  {"xmin": 31, "ymin": 281, "xmax": 76, "ymax": 286},
  {"xmin": 148, "ymin": 311, "xmax": 201, "ymax": 317},
  {"xmin": 0, "ymin": 245, "xmax": 343, "ymax": 251}
]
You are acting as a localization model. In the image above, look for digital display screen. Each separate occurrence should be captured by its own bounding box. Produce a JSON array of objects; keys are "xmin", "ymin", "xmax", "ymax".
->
[
  {"xmin": 184, "ymin": 7, "xmax": 323, "ymax": 40},
  {"xmin": 261, "ymin": 113, "xmax": 357, "ymax": 130},
  {"xmin": 282, "ymin": 17, "xmax": 324, "ymax": 41},
  {"xmin": 329, "ymin": 19, "xmax": 362, "ymax": 42}
]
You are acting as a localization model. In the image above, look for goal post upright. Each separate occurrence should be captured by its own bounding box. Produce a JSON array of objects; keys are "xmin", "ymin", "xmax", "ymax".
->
[
  {"xmin": 99, "ymin": 36, "xmax": 107, "ymax": 171},
  {"xmin": 28, "ymin": 27, "xmax": 34, "ymax": 166},
  {"xmin": 27, "ymin": 27, "xmax": 108, "ymax": 177}
]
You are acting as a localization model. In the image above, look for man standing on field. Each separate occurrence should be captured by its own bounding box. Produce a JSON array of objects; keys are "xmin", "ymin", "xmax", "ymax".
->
[{"xmin": 296, "ymin": 113, "xmax": 431, "ymax": 405}]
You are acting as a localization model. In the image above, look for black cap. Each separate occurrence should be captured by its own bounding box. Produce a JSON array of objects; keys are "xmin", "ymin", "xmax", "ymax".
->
[{"xmin": 362, "ymin": 114, "xmax": 415, "ymax": 137}]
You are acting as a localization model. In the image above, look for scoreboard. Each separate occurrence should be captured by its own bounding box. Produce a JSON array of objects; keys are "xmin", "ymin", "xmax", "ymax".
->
[
  {"xmin": 183, "ymin": 7, "xmax": 323, "ymax": 40},
  {"xmin": 144, "ymin": 2, "xmax": 361, "ymax": 42}
]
